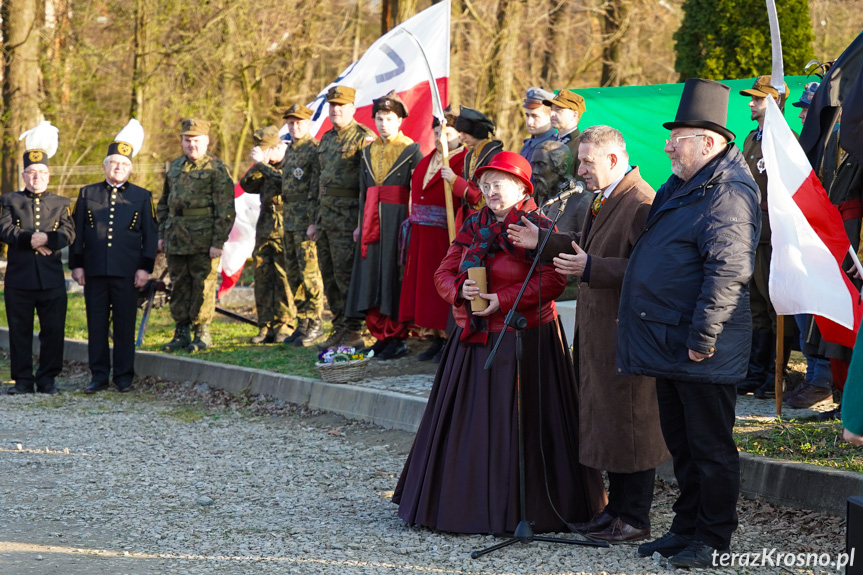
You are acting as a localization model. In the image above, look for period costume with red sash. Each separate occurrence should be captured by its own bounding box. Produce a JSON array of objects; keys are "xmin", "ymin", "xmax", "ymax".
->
[
  {"xmin": 345, "ymin": 131, "xmax": 422, "ymax": 340},
  {"xmin": 399, "ymin": 145, "xmax": 467, "ymax": 331}
]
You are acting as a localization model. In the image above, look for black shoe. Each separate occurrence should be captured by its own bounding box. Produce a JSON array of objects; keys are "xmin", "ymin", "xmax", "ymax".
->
[
  {"xmin": 669, "ymin": 540, "xmax": 729, "ymax": 568},
  {"xmin": 637, "ymin": 531, "xmax": 694, "ymax": 558},
  {"xmin": 284, "ymin": 319, "xmax": 310, "ymax": 344},
  {"xmin": 116, "ymin": 382, "xmax": 134, "ymax": 393},
  {"xmin": 417, "ymin": 338, "xmax": 445, "ymax": 361},
  {"xmin": 364, "ymin": 339, "xmax": 389, "ymax": 358},
  {"xmin": 84, "ymin": 381, "xmax": 110, "ymax": 394},
  {"xmin": 754, "ymin": 380, "xmax": 776, "ymax": 399},
  {"xmin": 37, "ymin": 385, "xmax": 58, "ymax": 395},
  {"xmin": 817, "ymin": 406, "xmax": 842, "ymax": 421},
  {"xmin": 297, "ymin": 319, "xmax": 324, "ymax": 347},
  {"xmin": 736, "ymin": 379, "xmax": 762, "ymax": 395},
  {"xmin": 7, "ymin": 383, "xmax": 35, "ymax": 395},
  {"xmin": 379, "ymin": 339, "xmax": 409, "ymax": 360}
]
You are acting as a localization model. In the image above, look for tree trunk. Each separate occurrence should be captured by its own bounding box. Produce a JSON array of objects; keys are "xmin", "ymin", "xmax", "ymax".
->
[
  {"xmin": 381, "ymin": 0, "xmax": 394, "ymax": 35},
  {"xmin": 486, "ymin": 0, "xmax": 524, "ymax": 145},
  {"xmin": 600, "ymin": 0, "xmax": 631, "ymax": 87},
  {"xmin": 540, "ymin": 0, "xmax": 566, "ymax": 86},
  {"xmin": 448, "ymin": 0, "xmax": 463, "ymax": 109},
  {"xmin": 1, "ymin": 0, "xmax": 44, "ymax": 195}
]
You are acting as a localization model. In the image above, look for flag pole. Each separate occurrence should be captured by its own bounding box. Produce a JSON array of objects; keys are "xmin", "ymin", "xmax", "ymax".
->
[
  {"xmin": 393, "ymin": 27, "xmax": 456, "ymax": 242},
  {"xmin": 766, "ymin": 0, "xmax": 785, "ymax": 415}
]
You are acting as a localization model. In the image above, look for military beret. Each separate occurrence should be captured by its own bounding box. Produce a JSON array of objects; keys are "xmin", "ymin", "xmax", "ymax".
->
[
  {"xmin": 283, "ymin": 103, "xmax": 314, "ymax": 120},
  {"xmin": 543, "ymin": 89, "xmax": 586, "ymax": 115},
  {"xmin": 253, "ymin": 126, "xmax": 282, "ymax": 150},
  {"xmin": 793, "ymin": 82, "xmax": 820, "ymax": 108},
  {"xmin": 455, "ymin": 106, "xmax": 495, "ymax": 139},
  {"xmin": 372, "ymin": 90, "xmax": 409, "ymax": 118},
  {"xmin": 180, "ymin": 118, "xmax": 210, "ymax": 136},
  {"xmin": 326, "ymin": 85, "xmax": 356, "ymax": 105},
  {"xmin": 523, "ymin": 87, "xmax": 555, "ymax": 109},
  {"xmin": 740, "ymin": 75, "xmax": 789, "ymax": 101}
]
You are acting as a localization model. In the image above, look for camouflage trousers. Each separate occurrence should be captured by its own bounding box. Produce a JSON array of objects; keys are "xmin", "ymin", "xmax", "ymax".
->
[
  {"xmin": 283, "ymin": 230, "xmax": 324, "ymax": 321},
  {"xmin": 253, "ymin": 236, "xmax": 295, "ymax": 329},
  {"xmin": 166, "ymin": 253, "xmax": 219, "ymax": 326},
  {"xmin": 316, "ymin": 229, "xmax": 362, "ymax": 331}
]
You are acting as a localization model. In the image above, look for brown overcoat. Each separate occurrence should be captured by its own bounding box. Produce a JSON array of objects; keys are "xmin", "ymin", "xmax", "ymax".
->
[{"xmin": 541, "ymin": 167, "xmax": 670, "ymax": 473}]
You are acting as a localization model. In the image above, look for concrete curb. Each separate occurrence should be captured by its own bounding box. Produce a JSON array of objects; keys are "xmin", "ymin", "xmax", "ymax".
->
[{"xmin": 2, "ymin": 327, "xmax": 860, "ymax": 515}]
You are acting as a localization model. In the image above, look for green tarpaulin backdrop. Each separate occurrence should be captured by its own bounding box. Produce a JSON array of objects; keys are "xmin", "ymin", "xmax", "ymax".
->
[{"xmin": 578, "ymin": 76, "xmax": 811, "ymax": 188}]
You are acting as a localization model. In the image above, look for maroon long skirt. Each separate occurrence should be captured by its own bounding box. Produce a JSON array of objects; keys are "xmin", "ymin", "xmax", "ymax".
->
[{"xmin": 392, "ymin": 319, "xmax": 607, "ymax": 534}]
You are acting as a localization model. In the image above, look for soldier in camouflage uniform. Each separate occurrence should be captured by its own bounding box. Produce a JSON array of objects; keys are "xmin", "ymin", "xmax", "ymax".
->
[
  {"xmin": 309, "ymin": 86, "xmax": 376, "ymax": 350},
  {"xmin": 279, "ymin": 104, "xmax": 326, "ymax": 347},
  {"xmin": 157, "ymin": 119, "xmax": 236, "ymax": 352},
  {"xmin": 239, "ymin": 126, "xmax": 294, "ymax": 344}
]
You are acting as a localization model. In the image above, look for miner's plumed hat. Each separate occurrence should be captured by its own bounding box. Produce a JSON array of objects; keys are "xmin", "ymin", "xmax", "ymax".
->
[
  {"xmin": 663, "ymin": 78, "xmax": 736, "ymax": 142},
  {"xmin": 282, "ymin": 104, "xmax": 314, "ymax": 120},
  {"xmin": 20, "ymin": 121, "xmax": 59, "ymax": 168},
  {"xmin": 180, "ymin": 118, "xmax": 210, "ymax": 136},
  {"xmin": 372, "ymin": 90, "xmax": 409, "ymax": 118},
  {"xmin": 326, "ymin": 85, "xmax": 356, "ymax": 105},
  {"xmin": 454, "ymin": 106, "xmax": 495, "ymax": 140},
  {"xmin": 475, "ymin": 151, "xmax": 534, "ymax": 195},
  {"xmin": 253, "ymin": 126, "xmax": 282, "ymax": 150},
  {"xmin": 107, "ymin": 119, "xmax": 144, "ymax": 159}
]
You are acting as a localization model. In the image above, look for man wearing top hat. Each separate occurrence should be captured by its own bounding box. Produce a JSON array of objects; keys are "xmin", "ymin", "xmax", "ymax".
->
[
  {"xmin": 239, "ymin": 126, "xmax": 294, "ymax": 344},
  {"xmin": 345, "ymin": 90, "xmax": 422, "ymax": 360},
  {"xmin": 70, "ymin": 120, "xmax": 158, "ymax": 393},
  {"xmin": 736, "ymin": 76, "xmax": 794, "ymax": 400},
  {"xmin": 519, "ymin": 87, "xmax": 557, "ymax": 163},
  {"xmin": 279, "ymin": 104, "xmax": 326, "ymax": 348},
  {"xmin": 157, "ymin": 118, "xmax": 235, "ymax": 352},
  {"xmin": 440, "ymin": 106, "xmax": 503, "ymax": 229},
  {"xmin": 1, "ymin": 121, "xmax": 75, "ymax": 395},
  {"xmin": 617, "ymin": 79, "xmax": 760, "ymax": 567},
  {"xmin": 311, "ymin": 85, "xmax": 376, "ymax": 351}
]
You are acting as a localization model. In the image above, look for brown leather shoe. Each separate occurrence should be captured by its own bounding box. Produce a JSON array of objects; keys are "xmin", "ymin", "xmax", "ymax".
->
[
  {"xmin": 785, "ymin": 383, "xmax": 833, "ymax": 409},
  {"xmin": 590, "ymin": 518, "xmax": 650, "ymax": 542},
  {"xmin": 571, "ymin": 510, "xmax": 615, "ymax": 534}
]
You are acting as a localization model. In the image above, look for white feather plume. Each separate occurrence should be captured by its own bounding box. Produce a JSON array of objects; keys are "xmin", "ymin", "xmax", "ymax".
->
[
  {"xmin": 113, "ymin": 119, "xmax": 145, "ymax": 157},
  {"xmin": 19, "ymin": 121, "xmax": 59, "ymax": 159}
]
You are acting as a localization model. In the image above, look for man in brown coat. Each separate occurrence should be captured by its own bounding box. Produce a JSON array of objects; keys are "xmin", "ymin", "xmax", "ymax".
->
[{"xmin": 510, "ymin": 125, "xmax": 668, "ymax": 542}]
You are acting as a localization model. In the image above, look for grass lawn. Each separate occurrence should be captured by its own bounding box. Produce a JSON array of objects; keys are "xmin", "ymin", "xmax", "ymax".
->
[{"xmin": 0, "ymin": 291, "xmax": 325, "ymax": 379}]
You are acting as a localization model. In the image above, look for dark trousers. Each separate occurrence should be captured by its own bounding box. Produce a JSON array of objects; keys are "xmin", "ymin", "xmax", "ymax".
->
[
  {"xmin": 4, "ymin": 286, "xmax": 66, "ymax": 390},
  {"xmin": 84, "ymin": 276, "xmax": 139, "ymax": 386},
  {"xmin": 605, "ymin": 468, "xmax": 656, "ymax": 529},
  {"xmin": 655, "ymin": 377, "xmax": 739, "ymax": 549}
]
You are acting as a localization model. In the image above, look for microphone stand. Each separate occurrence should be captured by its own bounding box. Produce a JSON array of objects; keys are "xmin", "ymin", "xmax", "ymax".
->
[{"xmin": 472, "ymin": 195, "xmax": 607, "ymax": 559}]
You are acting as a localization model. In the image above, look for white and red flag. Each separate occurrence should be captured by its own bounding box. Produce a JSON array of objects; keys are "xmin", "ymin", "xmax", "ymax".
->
[
  {"xmin": 763, "ymin": 95, "xmax": 863, "ymax": 348},
  {"xmin": 218, "ymin": 1, "xmax": 450, "ymax": 298}
]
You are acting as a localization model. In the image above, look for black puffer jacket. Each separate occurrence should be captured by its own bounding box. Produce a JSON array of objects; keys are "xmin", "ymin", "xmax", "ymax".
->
[{"xmin": 616, "ymin": 144, "xmax": 761, "ymax": 384}]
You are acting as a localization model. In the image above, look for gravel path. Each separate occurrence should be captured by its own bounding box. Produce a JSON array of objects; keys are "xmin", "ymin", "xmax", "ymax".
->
[{"xmin": 0, "ymin": 371, "xmax": 847, "ymax": 575}]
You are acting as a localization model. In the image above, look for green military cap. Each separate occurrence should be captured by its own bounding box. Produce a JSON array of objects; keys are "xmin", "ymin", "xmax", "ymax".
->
[
  {"xmin": 326, "ymin": 85, "xmax": 356, "ymax": 105},
  {"xmin": 372, "ymin": 90, "xmax": 409, "ymax": 118},
  {"xmin": 283, "ymin": 103, "xmax": 314, "ymax": 120},
  {"xmin": 180, "ymin": 118, "xmax": 210, "ymax": 136},
  {"xmin": 544, "ymin": 89, "xmax": 586, "ymax": 116},
  {"xmin": 253, "ymin": 126, "xmax": 282, "ymax": 150},
  {"xmin": 739, "ymin": 75, "xmax": 789, "ymax": 101}
]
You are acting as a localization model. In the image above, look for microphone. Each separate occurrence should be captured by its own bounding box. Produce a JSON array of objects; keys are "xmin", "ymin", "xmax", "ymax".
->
[{"xmin": 541, "ymin": 179, "xmax": 585, "ymax": 207}]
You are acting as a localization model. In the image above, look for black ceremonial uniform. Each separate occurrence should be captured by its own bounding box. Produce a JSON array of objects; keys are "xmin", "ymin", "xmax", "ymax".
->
[
  {"xmin": 69, "ymin": 181, "xmax": 158, "ymax": 390},
  {"xmin": 0, "ymin": 190, "xmax": 75, "ymax": 393}
]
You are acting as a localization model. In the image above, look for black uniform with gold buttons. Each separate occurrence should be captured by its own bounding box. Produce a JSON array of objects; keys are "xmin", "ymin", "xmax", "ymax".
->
[
  {"xmin": 0, "ymin": 189, "xmax": 75, "ymax": 393},
  {"xmin": 69, "ymin": 181, "xmax": 158, "ymax": 390}
]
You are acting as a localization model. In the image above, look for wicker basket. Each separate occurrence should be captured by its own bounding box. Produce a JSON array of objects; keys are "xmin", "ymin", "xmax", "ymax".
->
[{"xmin": 315, "ymin": 357, "xmax": 371, "ymax": 383}]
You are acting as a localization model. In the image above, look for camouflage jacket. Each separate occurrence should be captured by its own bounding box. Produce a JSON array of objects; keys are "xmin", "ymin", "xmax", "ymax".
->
[
  {"xmin": 315, "ymin": 120, "xmax": 375, "ymax": 232},
  {"xmin": 240, "ymin": 157, "xmax": 286, "ymax": 242},
  {"xmin": 157, "ymin": 154, "xmax": 235, "ymax": 255},
  {"xmin": 281, "ymin": 134, "xmax": 320, "ymax": 232}
]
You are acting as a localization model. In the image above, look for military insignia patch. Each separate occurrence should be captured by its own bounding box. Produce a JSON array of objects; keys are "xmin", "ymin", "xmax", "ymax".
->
[
  {"xmin": 28, "ymin": 150, "xmax": 44, "ymax": 162},
  {"xmin": 117, "ymin": 142, "xmax": 133, "ymax": 156},
  {"xmin": 293, "ymin": 167, "xmax": 304, "ymax": 180},
  {"xmin": 757, "ymin": 158, "xmax": 766, "ymax": 174}
]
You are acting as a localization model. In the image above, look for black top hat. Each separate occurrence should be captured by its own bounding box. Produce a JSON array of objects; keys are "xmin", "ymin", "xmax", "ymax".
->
[{"xmin": 663, "ymin": 78, "xmax": 735, "ymax": 142}]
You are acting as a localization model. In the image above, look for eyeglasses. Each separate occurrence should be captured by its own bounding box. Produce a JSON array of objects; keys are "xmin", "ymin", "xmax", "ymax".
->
[
  {"xmin": 665, "ymin": 134, "xmax": 705, "ymax": 148},
  {"xmin": 479, "ymin": 182, "xmax": 512, "ymax": 194},
  {"xmin": 23, "ymin": 170, "xmax": 50, "ymax": 178}
]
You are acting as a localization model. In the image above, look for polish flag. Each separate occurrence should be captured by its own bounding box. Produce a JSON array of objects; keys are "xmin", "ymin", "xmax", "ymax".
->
[
  {"xmin": 219, "ymin": 1, "xmax": 450, "ymax": 298},
  {"xmin": 763, "ymin": 96, "xmax": 863, "ymax": 348},
  {"xmin": 304, "ymin": 0, "xmax": 450, "ymax": 153}
]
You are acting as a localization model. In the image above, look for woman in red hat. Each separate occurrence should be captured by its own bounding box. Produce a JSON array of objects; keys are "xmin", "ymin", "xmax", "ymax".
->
[{"xmin": 393, "ymin": 151, "xmax": 606, "ymax": 534}]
